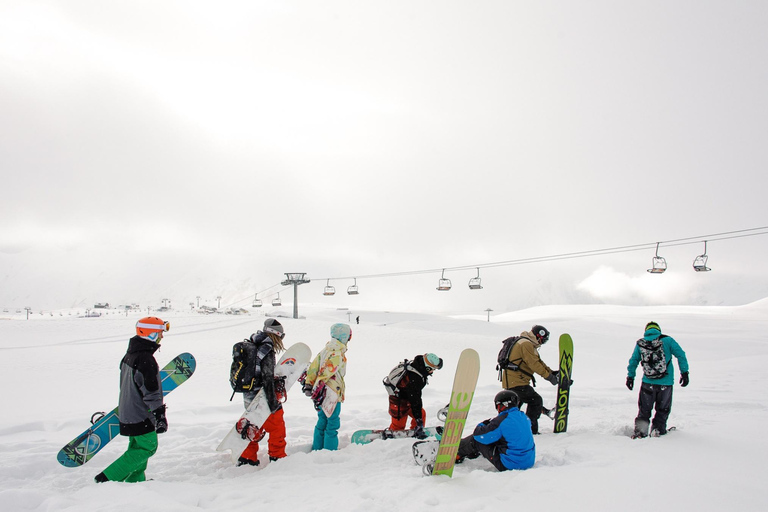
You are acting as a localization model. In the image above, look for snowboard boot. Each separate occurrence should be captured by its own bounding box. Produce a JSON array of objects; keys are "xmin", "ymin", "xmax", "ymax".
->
[
  {"xmin": 269, "ymin": 456, "xmax": 284, "ymax": 462},
  {"xmin": 94, "ymin": 472, "xmax": 109, "ymax": 483},
  {"xmin": 237, "ymin": 457, "xmax": 260, "ymax": 467}
]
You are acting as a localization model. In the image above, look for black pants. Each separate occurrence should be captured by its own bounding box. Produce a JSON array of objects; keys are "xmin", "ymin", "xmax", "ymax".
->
[
  {"xmin": 508, "ymin": 385, "xmax": 543, "ymax": 434},
  {"xmin": 635, "ymin": 382, "xmax": 673, "ymax": 435},
  {"xmin": 457, "ymin": 432, "xmax": 506, "ymax": 472}
]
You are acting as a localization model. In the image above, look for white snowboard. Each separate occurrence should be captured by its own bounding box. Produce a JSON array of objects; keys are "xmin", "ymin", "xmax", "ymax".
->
[{"xmin": 216, "ymin": 342, "xmax": 311, "ymax": 463}]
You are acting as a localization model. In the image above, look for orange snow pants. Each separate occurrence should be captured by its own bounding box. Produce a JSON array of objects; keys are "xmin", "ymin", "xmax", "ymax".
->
[{"xmin": 240, "ymin": 407, "xmax": 287, "ymax": 462}]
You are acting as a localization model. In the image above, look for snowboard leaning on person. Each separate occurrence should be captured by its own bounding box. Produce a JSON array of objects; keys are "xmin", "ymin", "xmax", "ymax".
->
[
  {"xmin": 385, "ymin": 353, "xmax": 443, "ymax": 438},
  {"xmin": 456, "ymin": 389, "xmax": 535, "ymax": 471},
  {"xmin": 302, "ymin": 323, "xmax": 351, "ymax": 451},
  {"xmin": 94, "ymin": 317, "xmax": 170, "ymax": 483},
  {"xmin": 237, "ymin": 318, "xmax": 287, "ymax": 466},
  {"xmin": 626, "ymin": 321, "xmax": 689, "ymax": 438},
  {"xmin": 500, "ymin": 325, "xmax": 558, "ymax": 435}
]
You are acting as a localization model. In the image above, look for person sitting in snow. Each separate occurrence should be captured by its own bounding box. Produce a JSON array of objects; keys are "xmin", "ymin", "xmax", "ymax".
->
[
  {"xmin": 237, "ymin": 318, "xmax": 287, "ymax": 466},
  {"xmin": 626, "ymin": 321, "xmax": 689, "ymax": 438},
  {"xmin": 95, "ymin": 317, "xmax": 170, "ymax": 483},
  {"xmin": 384, "ymin": 353, "xmax": 443, "ymax": 438},
  {"xmin": 500, "ymin": 325, "xmax": 559, "ymax": 434},
  {"xmin": 302, "ymin": 323, "xmax": 351, "ymax": 451},
  {"xmin": 456, "ymin": 389, "xmax": 535, "ymax": 471}
]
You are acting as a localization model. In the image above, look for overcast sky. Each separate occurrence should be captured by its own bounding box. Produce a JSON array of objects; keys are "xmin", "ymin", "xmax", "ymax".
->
[{"xmin": 2, "ymin": 1, "xmax": 767, "ymax": 312}]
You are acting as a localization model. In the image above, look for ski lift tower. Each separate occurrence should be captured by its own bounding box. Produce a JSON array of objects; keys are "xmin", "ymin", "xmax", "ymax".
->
[{"xmin": 281, "ymin": 273, "xmax": 311, "ymax": 319}]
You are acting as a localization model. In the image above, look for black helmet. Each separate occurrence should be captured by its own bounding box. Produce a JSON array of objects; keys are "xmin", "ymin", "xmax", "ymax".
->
[
  {"xmin": 531, "ymin": 325, "xmax": 550, "ymax": 344},
  {"xmin": 494, "ymin": 390, "xmax": 520, "ymax": 411}
]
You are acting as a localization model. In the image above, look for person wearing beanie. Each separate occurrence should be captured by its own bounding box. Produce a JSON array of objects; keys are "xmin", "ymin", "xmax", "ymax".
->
[
  {"xmin": 384, "ymin": 353, "xmax": 443, "ymax": 439},
  {"xmin": 626, "ymin": 321, "xmax": 690, "ymax": 438},
  {"xmin": 94, "ymin": 317, "xmax": 170, "ymax": 483},
  {"xmin": 302, "ymin": 323, "xmax": 351, "ymax": 450},
  {"xmin": 237, "ymin": 318, "xmax": 287, "ymax": 466},
  {"xmin": 500, "ymin": 325, "xmax": 558, "ymax": 435}
]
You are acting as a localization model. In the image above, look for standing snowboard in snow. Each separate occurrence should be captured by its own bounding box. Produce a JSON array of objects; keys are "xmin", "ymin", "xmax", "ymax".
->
[
  {"xmin": 427, "ymin": 348, "xmax": 480, "ymax": 477},
  {"xmin": 554, "ymin": 333, "xmax": 574, "ymax": 433},
  {"xmin": 57, "ymin": 352, "xmax": 196, "ymax": 468},
  {"xmin": 216, "ymin": 342, "xmax": 311, "ymax": 463}
]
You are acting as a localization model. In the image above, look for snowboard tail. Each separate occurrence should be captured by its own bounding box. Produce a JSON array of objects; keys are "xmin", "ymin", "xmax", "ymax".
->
[{"xmin": 57, "ymin": 352, "xmax": 197, "ymax": 468}]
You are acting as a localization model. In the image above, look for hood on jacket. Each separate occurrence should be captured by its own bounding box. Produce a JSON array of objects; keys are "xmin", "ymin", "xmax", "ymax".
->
[
  {"xmin": 644, "ymin": 327, "xmax": 662, "ymax": 341},
  {"xmin": 519, "ymin": 330, "xmax": 541, "ymax": 348},
  {"xmin": 330, "ymin": 323, "xmax": 352, "ymax": 344},
  {"xmin": 127, "ymin": 335, "xmax": 161, "ymax": 355}
]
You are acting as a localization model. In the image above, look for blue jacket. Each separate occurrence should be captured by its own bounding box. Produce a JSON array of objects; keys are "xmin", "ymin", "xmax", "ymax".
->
[
  {"xmin": 627, "ymin": 328, "xmax": 689, "ymax": 386},
  {"xmin": 472, "ymin": 407, "xmax": 535, "ymax": 470}
]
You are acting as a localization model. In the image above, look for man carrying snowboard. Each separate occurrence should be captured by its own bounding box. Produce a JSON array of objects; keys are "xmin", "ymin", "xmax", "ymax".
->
[
  {"xmin": 456, "ymin": 390, "xmax": 535, "ymax": 471},
  {"xmin": 237, "ymin": 318, "xmax": 287, "ymax": 466},
  {"xmin": 94, "ymin": 317, "xmax": 170, "ymax": 483},
  {"xmin": 384, "ymin": 353, "xmax": 443, "ymax": 439},
  {"xmin": 626, "ymin": 321, "xmax": 689, "ymax": 438},
  {"xmin": 500, "ymin": 325, "xmax": 559, "ymax": 435}
]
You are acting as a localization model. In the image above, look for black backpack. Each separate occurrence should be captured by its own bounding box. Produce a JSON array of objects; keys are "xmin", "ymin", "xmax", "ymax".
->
[
  {"xmin": 637, "ymin": 335, "xmax": 669, "ymax": 379},
  {"xmin": 496, "ymin": 336, "xmax": 522, "ymax": 375},
  {"xmin": 230, "ymin": 339, "xmax": 258, "ymax": 394}
]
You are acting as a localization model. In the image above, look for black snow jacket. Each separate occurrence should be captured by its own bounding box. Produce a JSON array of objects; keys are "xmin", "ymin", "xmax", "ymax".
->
[
  {"xmin": 393, "ymin": 355, "xmax": 432, "ymax": 423},
  {"xmin": 118, "ymin": 336, "xmax": 164, "ymax": 436},
  {"xmin": 243, "ymin": 332, "xmax": 279, "ymax": 413}
]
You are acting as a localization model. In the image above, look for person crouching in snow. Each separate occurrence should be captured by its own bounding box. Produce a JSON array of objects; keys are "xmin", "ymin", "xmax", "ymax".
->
[
  {"xmin": 302, "ymin": 323, "xmax": 351, "ymax": 450},
  {"xmin": 385, "ymin": 353, "xmax": 443, "ymax": 439},
  {"xmin": 456, "ymin": 390, "xmax": 535, "ymax": 471},
  {"xmin": 94, "ymin": 317, "xmax": 170, "ymax": 483},
  {"xmin": 237, "ymin": 318, "xmax": 287, "ymax": 466}
]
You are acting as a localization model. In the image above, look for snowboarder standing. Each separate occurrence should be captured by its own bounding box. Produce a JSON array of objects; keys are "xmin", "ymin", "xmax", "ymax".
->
[
  {"xmin": 385, "ymin": 353, "xmax": 443, "ymax": 438},
  {"xmin": 456, "ymin": 390, "xmax": 535, "ymax": 471},
  {"xmin": 302, "ymin": 323, "xmax": 351, "ymax": 451},
  {"xmin": 237, "ymin": 318, "xmax": 287, "ymax": 466},
  {"xmin": 626, "ymin": 321, "xmax": 689, "ymax": 438},
  {"xmin": 94, "ymin": 317, "xmax": 170, "ymax": 483},
  {"xmin": 500, "ymin": 325, "xmax": 558, "ymax": 434}
]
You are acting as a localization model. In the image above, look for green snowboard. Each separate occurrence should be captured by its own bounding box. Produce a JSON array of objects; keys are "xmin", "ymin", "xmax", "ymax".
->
[
  {"xmin": 554, "ymin": 333, "xmax": 573, "ymax": 433},
  {"xmin": 429, "ymin": 348, "xmax": 480, "ymax": 477}
]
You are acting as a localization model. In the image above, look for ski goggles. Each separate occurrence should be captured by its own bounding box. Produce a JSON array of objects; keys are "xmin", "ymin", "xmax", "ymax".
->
[{"xmin": 136, "ymin": 320, "xmax": 171, "ymax": 332}]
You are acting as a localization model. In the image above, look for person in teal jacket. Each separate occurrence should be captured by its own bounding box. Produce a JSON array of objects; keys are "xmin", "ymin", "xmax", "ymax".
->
[
  {"xmin": 456, "ymin": 390, "xmax": 535, "ymax": 471},
  {"xmin": 626, "ymin": 321, "xmax": 689, "ymax": 438}
]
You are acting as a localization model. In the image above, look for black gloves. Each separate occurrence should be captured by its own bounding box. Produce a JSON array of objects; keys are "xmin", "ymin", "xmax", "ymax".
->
[
  {"xmin": 302, "ymin": 382, "xmax": 313, "ymax": 397},
  {"xmin": 626, "ymin": 377, "xmax": 634, "ymax": 390},
  {"xmin": 679, "ymin": 372, "xmax": 689, "ymax": 387},
  {"xmin": 152, "ymin": 404, "xmax": 168, "ymax": 434},
  {"xmin": 546, "ymin": 371, "xmax": 559, "ymax": 386}
]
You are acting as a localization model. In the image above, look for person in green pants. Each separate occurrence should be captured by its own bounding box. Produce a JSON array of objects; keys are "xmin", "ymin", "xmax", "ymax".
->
[{"xmin": 94, "ymin": 317, "xmax": 170, "ymax": 483}]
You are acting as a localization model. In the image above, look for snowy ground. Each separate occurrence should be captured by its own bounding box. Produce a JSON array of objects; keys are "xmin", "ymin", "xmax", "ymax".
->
[{"xmin": 1, "ymin": 300, "xmax": 766, "ymax": 511}]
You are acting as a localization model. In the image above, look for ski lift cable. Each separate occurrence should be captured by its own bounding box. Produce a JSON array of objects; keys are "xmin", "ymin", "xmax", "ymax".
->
[{"xmin": 314, "ymin": 226, "xmax": 768, "ymax": 282}]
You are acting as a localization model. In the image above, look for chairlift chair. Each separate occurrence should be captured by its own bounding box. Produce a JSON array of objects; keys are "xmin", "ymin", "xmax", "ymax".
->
[
  {"xmin": 693, "ymin": 241, "xmax": 711, "ymax": 272},
  {"xmin": 468, "ymin": 268, "xmax": 483, "ymax": 290},
  {"xmin": 647, "ymin": 242, "xmax": 667, "ymax": 274},
  {"xmin": 436, "ymin": 269, "xmax": 452, "ymax": 291},
  {"xmin": 347, "ymin": 278, "xmax": 359, "ymax": 295},
  {"xmin": 323, "ymin": 279, "xmax": 336, "ymax": 296},
  {"xmin": 272, "ymin": 293, "xmax": 282, "ymax": 306},
  {"xmin": 252, "ymin": 294, "xmax": 262, "ymax": 308}
]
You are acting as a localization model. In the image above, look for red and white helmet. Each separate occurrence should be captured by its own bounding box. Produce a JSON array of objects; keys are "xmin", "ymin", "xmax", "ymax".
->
[{"xmin": 136, "ymin": 317, "xmax": 170, "ymax": 342}]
